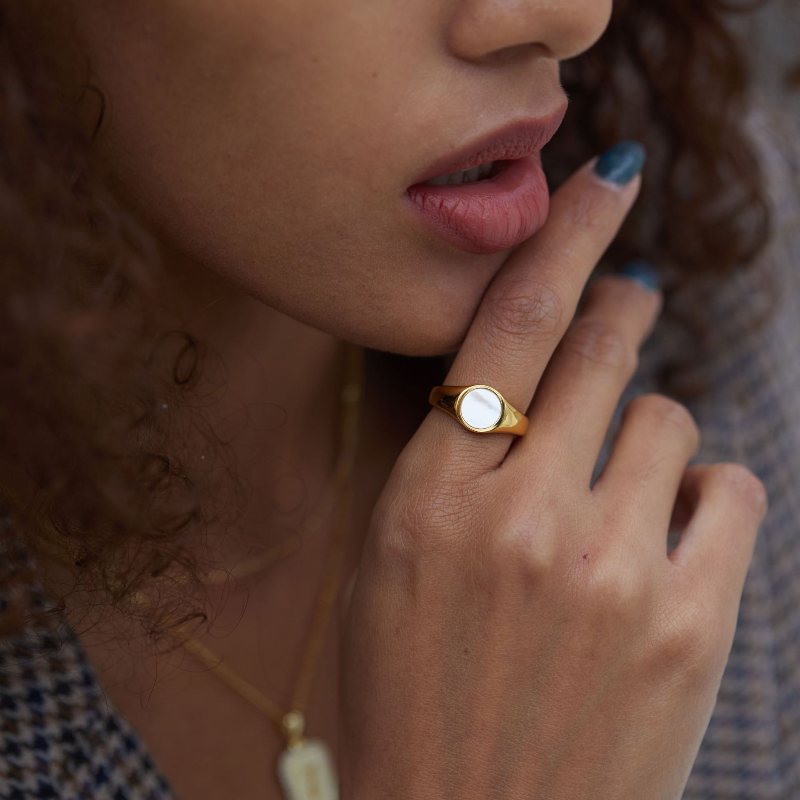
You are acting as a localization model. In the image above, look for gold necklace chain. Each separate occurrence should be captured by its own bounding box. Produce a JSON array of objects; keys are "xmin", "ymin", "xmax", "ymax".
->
[
  {"xmin": 174, "ymin": 340, "xmax": 364, "ymax": 800},
  {"xmin": 0, "ymin": 340, "xmax": 364, "ymax": 800}
]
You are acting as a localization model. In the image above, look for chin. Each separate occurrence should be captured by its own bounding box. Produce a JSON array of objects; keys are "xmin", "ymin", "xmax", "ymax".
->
[
  {"xmin": 337, "ymin": 302, "xmax": 472, "ymax": 359},
  {"xmin": 355, "ymin": 256, "xmax": 500, "ymax": 359},
  {"xmin": 374, "ymin": 329, "xmax": 465, "ymax": 360}
]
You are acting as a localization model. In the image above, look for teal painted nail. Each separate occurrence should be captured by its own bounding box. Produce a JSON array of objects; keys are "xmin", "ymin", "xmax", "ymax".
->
[
  {"xmin": 594, "ymin": 141, "xmax": 646, "ymax": 185},
  {"xmin": 619, "ymin": 260, "xmax": 661, "ymax": 292}
]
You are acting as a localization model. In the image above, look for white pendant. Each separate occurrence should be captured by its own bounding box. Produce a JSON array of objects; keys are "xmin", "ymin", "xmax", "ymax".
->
[{"xmin": 277, "ymin": 738, "xmax": 339, "ymax": 800}]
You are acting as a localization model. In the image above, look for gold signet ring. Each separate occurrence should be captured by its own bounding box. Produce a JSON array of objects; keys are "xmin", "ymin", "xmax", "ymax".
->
[{"xmin": 428, "ymin": 384, "xmax": 529, "ymax": 436}]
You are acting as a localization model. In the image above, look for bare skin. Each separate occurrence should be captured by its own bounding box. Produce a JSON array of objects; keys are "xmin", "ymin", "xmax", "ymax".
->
[
  {"xmin": 7, "ymin": 1, "xmax": 768, "ymax": 799},
  {"xmin": 340, "ymin": 161, "xmax": 767, "ymax": 800}
]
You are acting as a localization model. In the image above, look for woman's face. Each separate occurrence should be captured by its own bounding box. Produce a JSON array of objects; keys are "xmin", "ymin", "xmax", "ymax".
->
[{"xmin": 50, "ymin": 0, "xmax": 610, "ymax": 355}]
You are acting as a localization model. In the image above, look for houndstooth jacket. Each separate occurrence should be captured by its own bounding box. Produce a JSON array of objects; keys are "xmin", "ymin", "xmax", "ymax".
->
[{"xmin": 1, "ymin": 97, "xmax": 799, "ymax": 800}]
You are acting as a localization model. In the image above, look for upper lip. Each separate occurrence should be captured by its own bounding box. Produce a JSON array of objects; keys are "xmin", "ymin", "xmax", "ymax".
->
[{"xmin": 409, "ymin": 101, "xmax": 569, "ymax": 187}]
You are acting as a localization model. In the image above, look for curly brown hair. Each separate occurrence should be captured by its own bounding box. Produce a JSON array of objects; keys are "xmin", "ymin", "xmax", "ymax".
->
[{"xmin": 0, "ymin": 1, "xmax": 784, "ymax": 637}]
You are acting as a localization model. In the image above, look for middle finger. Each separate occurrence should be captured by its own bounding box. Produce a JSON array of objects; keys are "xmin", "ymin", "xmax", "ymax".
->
[{"xmin": 505, "ymin": 270, "xmax": 663, "ymax": 486}]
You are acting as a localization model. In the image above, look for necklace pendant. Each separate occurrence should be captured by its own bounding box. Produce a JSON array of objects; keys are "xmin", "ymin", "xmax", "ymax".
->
[{"xmin": 277, "ymin": 737, "xmax": 339, "ymax": 800}]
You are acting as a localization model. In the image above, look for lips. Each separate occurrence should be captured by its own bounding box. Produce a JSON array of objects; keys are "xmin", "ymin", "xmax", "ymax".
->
[{"xmin": 405, "ymin": 104, "xmax": 568, "ymax": 255}]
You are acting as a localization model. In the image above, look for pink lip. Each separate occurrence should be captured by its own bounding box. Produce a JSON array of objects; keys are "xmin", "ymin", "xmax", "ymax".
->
[{"xmin": 405, "ymin": 104, "xmax": 568, "ymax": 255}]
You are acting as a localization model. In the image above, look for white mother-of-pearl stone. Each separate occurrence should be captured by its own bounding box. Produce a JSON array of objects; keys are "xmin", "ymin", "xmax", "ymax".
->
[{"xmin": 460, "ymin": 387, "xmax": 502, "ymax": 429}]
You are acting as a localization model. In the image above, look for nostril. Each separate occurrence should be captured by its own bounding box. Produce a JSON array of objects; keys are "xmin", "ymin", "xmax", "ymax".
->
[{"xmin": 445, "ymin": 0, "xmax": 612, "ymax": 64}]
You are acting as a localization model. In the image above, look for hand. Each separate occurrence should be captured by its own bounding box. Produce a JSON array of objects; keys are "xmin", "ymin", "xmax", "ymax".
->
[{"xmin": 339, "ymin": 148, "xmax": 768, "ymax": 800}]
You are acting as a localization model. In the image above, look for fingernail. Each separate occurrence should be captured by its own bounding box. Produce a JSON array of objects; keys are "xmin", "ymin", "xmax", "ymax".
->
[
  {"xmin": 619, "ymin": 259, "xmax": 661, "ymax": 292},
  {"xmin": 594, "ymin": 141, "xmax": 646, "ymax": 185}
]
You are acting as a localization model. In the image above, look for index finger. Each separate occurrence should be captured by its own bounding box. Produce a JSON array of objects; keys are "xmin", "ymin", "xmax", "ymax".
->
[{"xmin": 424, "ymin": 142, "xmax": 646, "ymax": 467}]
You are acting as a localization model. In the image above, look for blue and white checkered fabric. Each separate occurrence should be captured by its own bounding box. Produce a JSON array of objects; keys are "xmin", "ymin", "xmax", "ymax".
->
[
  {"xmin": 1, "ymin": 101, "xmax": 798, "ymax": 798},
  {"xmin": 595, "ymin": 102, "xmax": 800, "ymax": 798},
  {"xmin": 0, "ymin": 550, "xmax": 174, "ymax": 799}
]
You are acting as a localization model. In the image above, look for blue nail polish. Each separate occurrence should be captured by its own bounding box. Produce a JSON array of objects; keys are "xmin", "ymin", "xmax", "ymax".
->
[
  {"xmin": 619, "ymin": 260, "xmax": 661, "ymax": 292},
  {"xmin": 594, "ymin": 141, "xmax": 646, "ymax": 185}
]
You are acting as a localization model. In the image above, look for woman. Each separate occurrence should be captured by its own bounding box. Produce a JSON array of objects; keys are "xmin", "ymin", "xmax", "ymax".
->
[{"xmin": 0, "ymin": 1, "xmax": 795, "ymax": 798}]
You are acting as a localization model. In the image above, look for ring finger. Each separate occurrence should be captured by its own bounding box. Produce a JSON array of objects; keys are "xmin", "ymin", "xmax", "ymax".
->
[{"xmin": 506, "ymin": 271, "xmax": 662, "ymax": 487}]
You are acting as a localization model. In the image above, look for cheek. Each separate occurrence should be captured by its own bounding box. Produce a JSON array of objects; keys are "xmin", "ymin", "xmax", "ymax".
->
[
  {"xmin": 76, "ymin": 0, "xmax": 503, "ymax": 356},
  {"xmin": 206, "ymin": 211, "xmax": 502, "ymax": 357},
  {"xmin": 100, "ymin": 86, "xmax": 499, "ymax": 358}
]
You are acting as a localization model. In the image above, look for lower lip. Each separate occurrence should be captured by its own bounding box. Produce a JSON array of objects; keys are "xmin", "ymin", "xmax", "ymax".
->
[{"xmin": 405, "ymin": 153, "xmax": 550, "ymax": 255}]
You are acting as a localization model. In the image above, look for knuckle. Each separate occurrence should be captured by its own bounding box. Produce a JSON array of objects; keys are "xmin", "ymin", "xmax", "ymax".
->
[
  {"xmin": 709, "ymin": 463, "xmax": 769, "ymax": 514},
  {"xmin": 485, "ymin": 278, "xmax": 567, "ymax": 346},
  {"xmin": 593, "ymin": 572, "xmax": 643, "ymax": 617},
  {"xmin": 562, "ymin": 319, "xmax": 636, "ymax": 375},
  {"xmin": 482, "ymin": 512, "xmax": 555, "ymax": 585},
  {"xmin": 372, "ymin": 470, "xmax": 484, "ymax": 560},
  {"xmin": 655, "ymin": 606, "xmax": 724, "ymax": 686},
  {"xmin": 627, "ymin": 393, "xmax": 700, "ymax": 448},
  {"xmin": 370, "ymin": 507, "xmax": 433, "ymax": 568},
  {"xmin": 571, "ymin": 557, "xmax": 646, "ymax": 620},
  {"xmin": 369, "ymin": 520, "xmax": 418, "ymax": 569}
]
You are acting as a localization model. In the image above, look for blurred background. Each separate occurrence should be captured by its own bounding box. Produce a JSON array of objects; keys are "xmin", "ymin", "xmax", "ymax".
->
[{"xmin": 739, "ymin": 0, "xmax": 799, "ymax": 111}]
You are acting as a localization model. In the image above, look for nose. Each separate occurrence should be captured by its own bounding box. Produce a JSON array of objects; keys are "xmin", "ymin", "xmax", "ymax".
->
[{"xmin": 446, "ymin": 0, "xmax": 613, "ymax": 64}]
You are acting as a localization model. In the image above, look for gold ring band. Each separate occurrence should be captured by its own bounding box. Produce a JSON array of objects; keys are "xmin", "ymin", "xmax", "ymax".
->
[{"xmin": 429, "ymin": 384, "xmax": 529, "ymax": 436}]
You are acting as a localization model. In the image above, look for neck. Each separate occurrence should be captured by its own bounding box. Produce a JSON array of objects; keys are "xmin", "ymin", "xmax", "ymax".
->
[
  {"xmin": 75, "ymin": 252, "xmax": 414, "ymax": 786},
  {"xmin": 77, "ymin": 245, "xmax": 357, "ymax": 680},
  {"xmin": 155, "ymin": 248, "xmax": 349, "ymax": 579}
]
